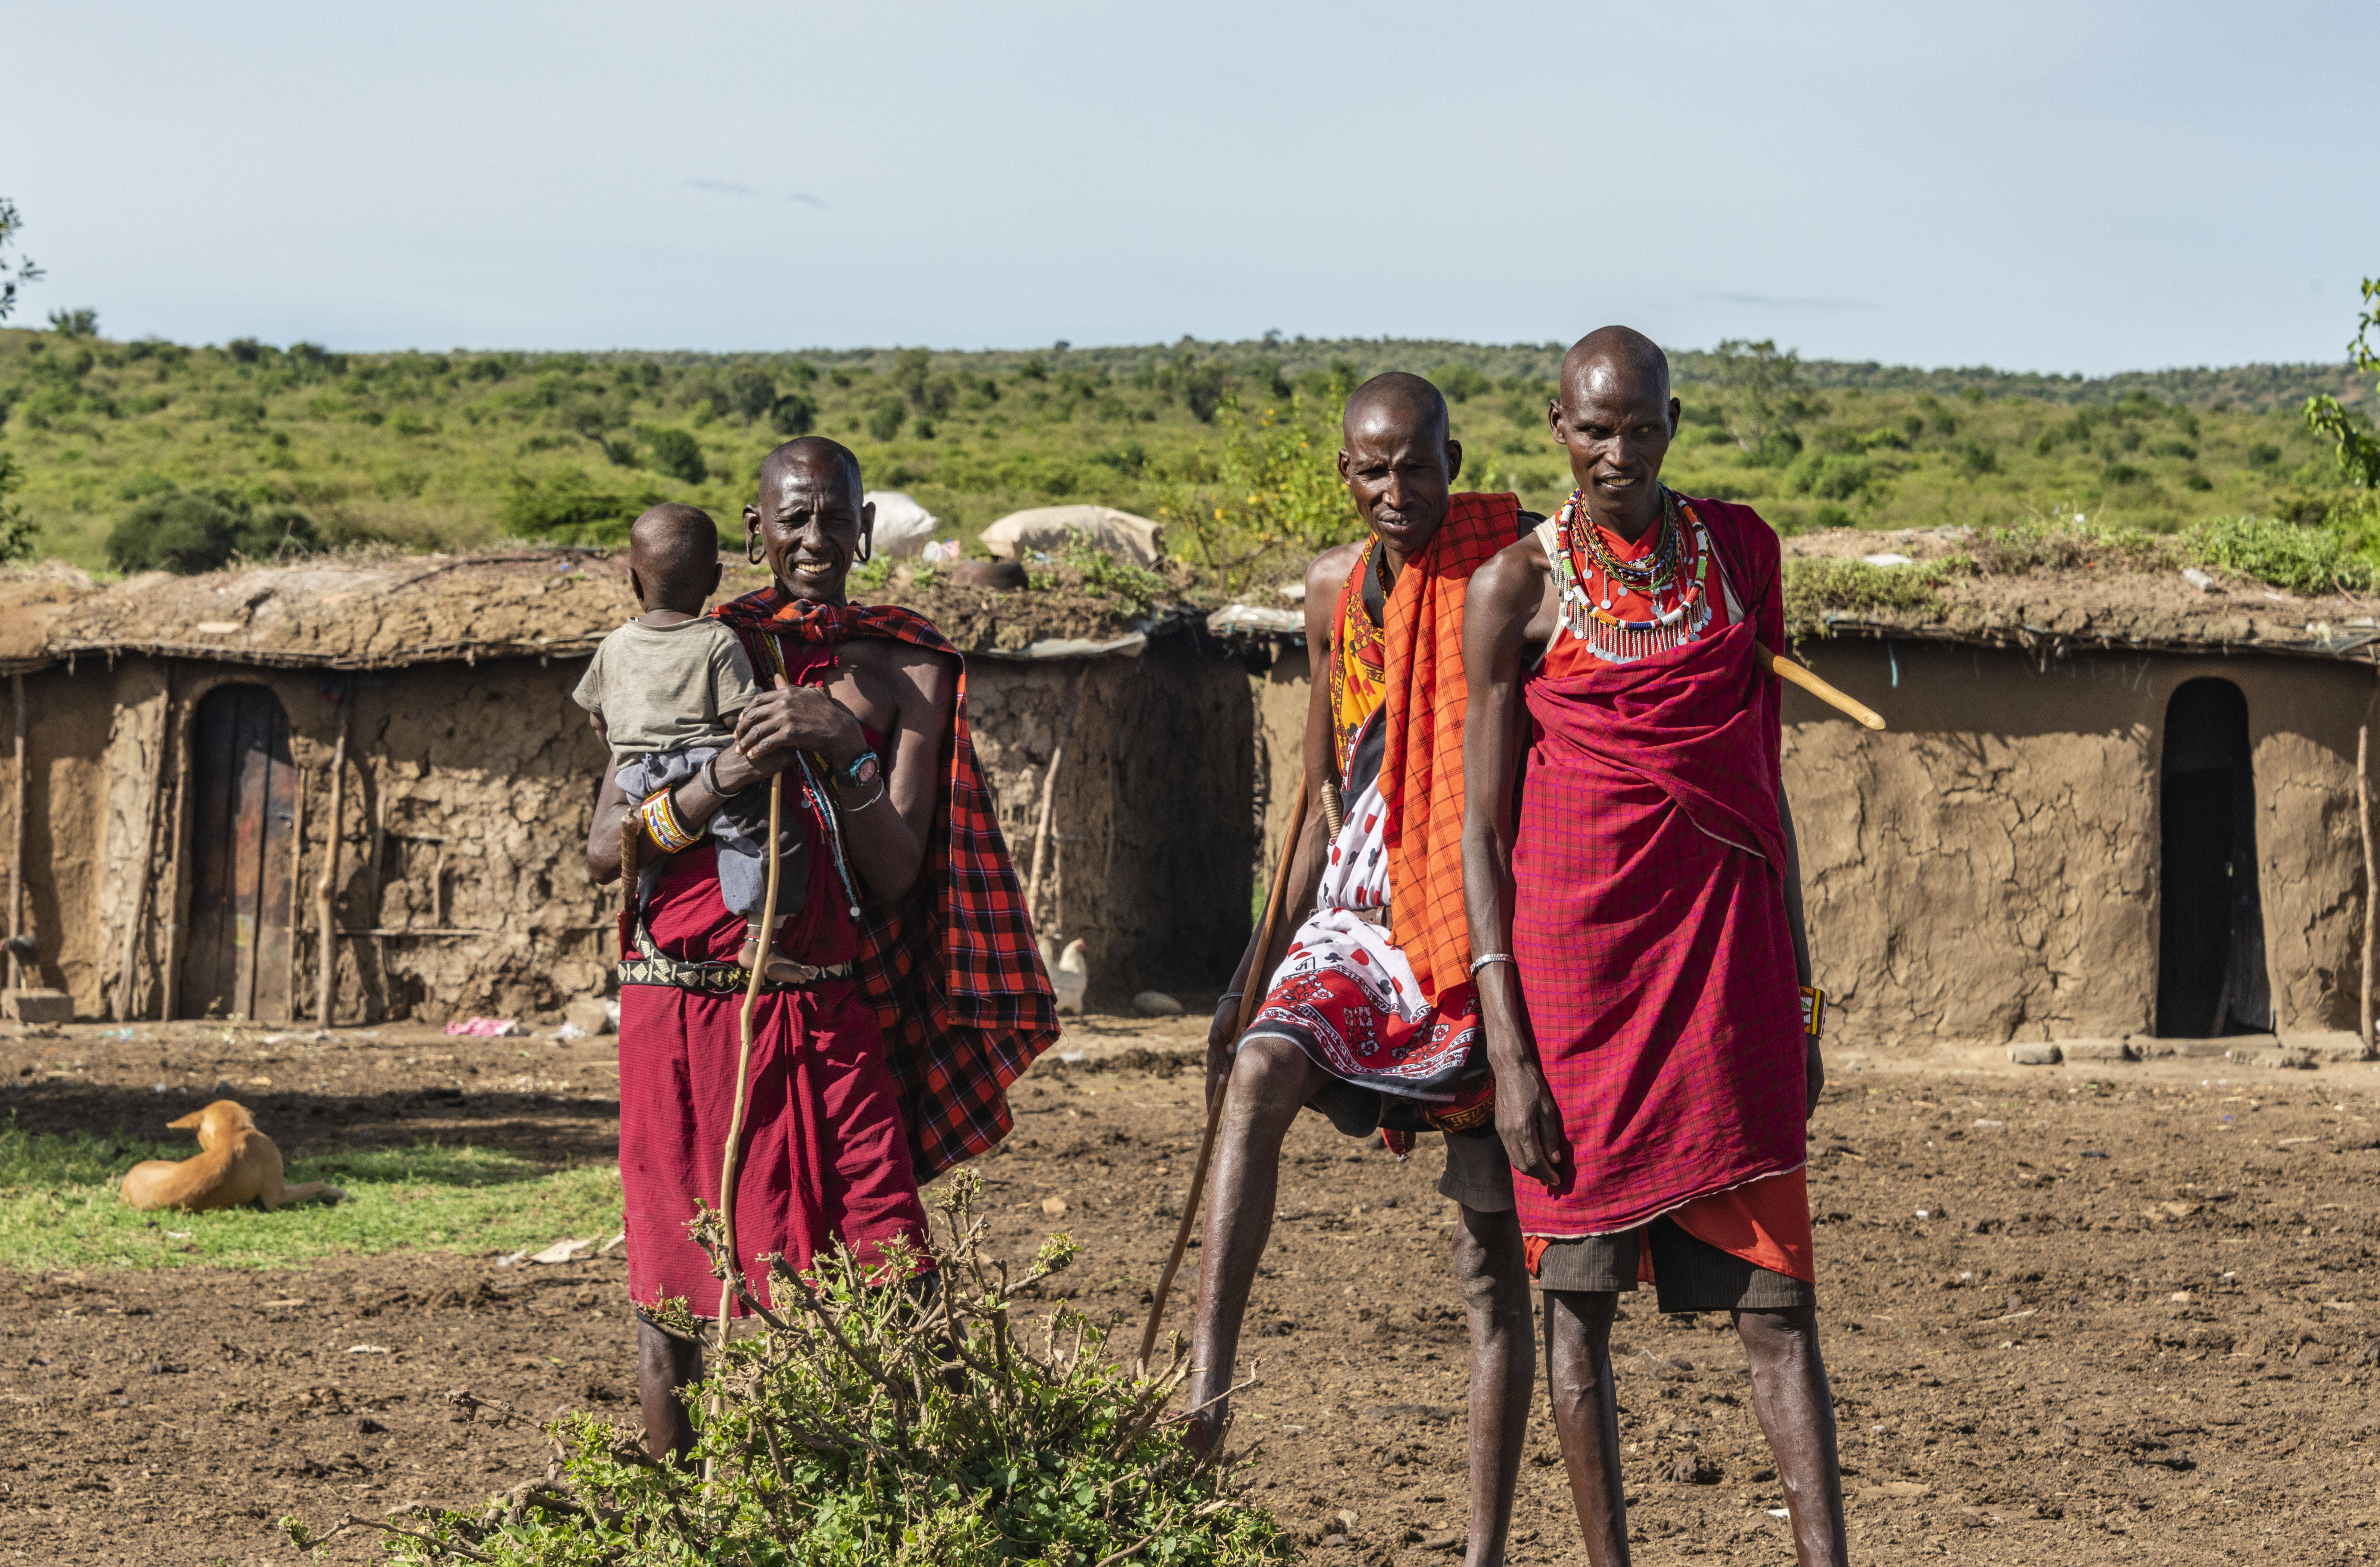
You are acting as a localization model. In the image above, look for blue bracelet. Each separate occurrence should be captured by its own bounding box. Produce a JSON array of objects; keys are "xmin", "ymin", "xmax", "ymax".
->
[{"xmin": 835, "ymin": 749, "xmax": 878, "ymax": 788}]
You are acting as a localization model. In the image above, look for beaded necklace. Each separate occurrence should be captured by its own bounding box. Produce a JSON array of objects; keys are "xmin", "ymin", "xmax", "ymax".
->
[{"xmin": 1546, "ymin": 486, "xmax": 1720, "ymax": 665}]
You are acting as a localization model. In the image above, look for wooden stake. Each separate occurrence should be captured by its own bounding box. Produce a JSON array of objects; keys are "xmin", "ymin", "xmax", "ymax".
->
[
  {"xmin": 706, "ymin": 769, "xmax": 786, "ymax": 1473},
  {"xmin": 283, "ymin": 766, "xmax": 309, "ymax": 1023},
  {"xmin": 2360, "ymin": 722, "xmax": 2374, "ymax": 1058},
  {"xmin": 161, "ymin": 695, "xmax": 196, "ymax": 1022},
  {"xmin": 1138, "ymin": 766, "xmax": 1309, "ymax": 1373},
  {"xmin": 1757, "ymin": 643, "xmax": 1887, "ymax": 731},
  {"xmin": 8, "ymin": 672, "xmax": 22, "ymax": 992},
  {"xmin": 115, "ymin": 664, "xmax": 175, "ymax": 1022},
  {"xmin": 1026, "ymin": 663, "xmax": 1092, "ymax": 926},
  {"xmin": 315, "ymin": 694, "xmax": 351, "ymax": 1027}
]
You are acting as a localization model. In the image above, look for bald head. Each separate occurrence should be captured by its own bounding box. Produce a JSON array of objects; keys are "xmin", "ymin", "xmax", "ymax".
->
[
  {"xmin": 627, "ymin": 503, "xmax": 723, "ymax": 614},
  {"xmin": 1343, "ymin": 371, "xmax": 1450, "ymax": 446},
  {"xmin": 1559, "ymin": 326, "xmax": 1670, "ymax": 406},
  {"xmin": 759, "ymin": 435, "xmax": 863, "ymax": 507}
]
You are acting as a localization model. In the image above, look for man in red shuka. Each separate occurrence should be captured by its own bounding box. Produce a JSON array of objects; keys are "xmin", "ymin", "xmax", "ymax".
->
[
  {"xmin": 1460, "ymin": 329, "xmax": 1849, "ymax": 1566},
  {"xmin": 587, "ymin": 437, "xmax": 1056, "ymax": 1462}
]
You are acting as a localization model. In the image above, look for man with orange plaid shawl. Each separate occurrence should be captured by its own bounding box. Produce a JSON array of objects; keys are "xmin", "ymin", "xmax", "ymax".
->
[
  {"xmin": 588, "ymin": 437, "xmax": 1057, "ymax": 1461},
  {"xmin": 1191, "ymin": 375, "xmax": 1537, "ymax": 1566}
]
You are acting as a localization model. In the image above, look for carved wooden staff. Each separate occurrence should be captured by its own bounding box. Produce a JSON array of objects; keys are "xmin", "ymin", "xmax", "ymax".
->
[{"xmin": 1138, "ymin": 766, "xmax": 1309, "ymax": 1373}]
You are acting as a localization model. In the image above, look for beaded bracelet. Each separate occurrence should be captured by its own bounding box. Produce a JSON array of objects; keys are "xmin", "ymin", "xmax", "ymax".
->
[
  {"xmin": 1800, "ymin": 984, "xmax": 1828, "ymax": 1040},
  {"xmin": 1469, "ymin": 951, "xmax": 1515, "ymax": 975},
  {"xmin": 639, "ymin": 789, "xmax": 699, "ymax": 853}
]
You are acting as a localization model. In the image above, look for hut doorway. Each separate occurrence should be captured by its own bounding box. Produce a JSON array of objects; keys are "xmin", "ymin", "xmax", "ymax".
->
[
  {"xmin": 2155, "ymin": 677, "xmax": 2271, "ymax": 1037},
  {"xmin": 181, "ymin": 684, "xmax": 302, "ymax": 1023}
]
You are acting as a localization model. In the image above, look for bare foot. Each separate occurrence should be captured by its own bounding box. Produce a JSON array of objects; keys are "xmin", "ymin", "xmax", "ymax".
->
[{"xmin": 737, "ymin": 936, "xmax": 809, "ymax": 985}]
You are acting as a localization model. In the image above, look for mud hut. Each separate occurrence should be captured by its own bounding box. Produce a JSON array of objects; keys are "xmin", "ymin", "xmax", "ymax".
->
[
  {"xmin": 0, "ymin": 552, "xmax": 1251, "ymax": 1025},
  {"xmin": 1230, "ymin": 532, "xmax": 2377, "ymax": 1056}
]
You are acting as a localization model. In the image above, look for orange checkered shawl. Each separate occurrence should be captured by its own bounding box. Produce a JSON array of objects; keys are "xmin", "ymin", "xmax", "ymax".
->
[
  {"xmin": 711, "ymin": 587, "xmax": 1059, "ymax": 1180},
  {"xmin": 1377, "ymin": 491, "xmax": 1523, "ymax": 1005}
]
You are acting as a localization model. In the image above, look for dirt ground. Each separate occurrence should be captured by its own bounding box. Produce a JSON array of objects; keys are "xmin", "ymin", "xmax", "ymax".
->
[{"xmin": 2, "ymin": 1014, "xmax": 2377, "ymax": 1565}]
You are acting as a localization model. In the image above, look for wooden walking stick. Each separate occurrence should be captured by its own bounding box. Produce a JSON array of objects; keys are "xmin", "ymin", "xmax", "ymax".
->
[
  {"xmin": 713, "ymin": 769, "xmax": 786, "ymax": 1335},
  {"xmin": 1757, "ymin": 643, "xmax": 1887, "ymax": 731},
  {"xmin": 1137, "ymin": 767, "xmax": 1310, "ymax": 1373}
]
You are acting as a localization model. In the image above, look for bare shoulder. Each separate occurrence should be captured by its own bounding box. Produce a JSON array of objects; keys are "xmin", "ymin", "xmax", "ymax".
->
[
  {"xmin": 1469, "ymin": 534, "xmax": 1550, "ymax": 608},
  {"xmin": 1306, "ymin": 540, "xmax": 1364, "ymax": 597}
]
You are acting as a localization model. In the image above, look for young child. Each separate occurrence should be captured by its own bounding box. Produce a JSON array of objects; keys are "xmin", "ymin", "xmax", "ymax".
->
[{"xmin": 573, "ymin": 503, "xmax": 808, "ymax": 981}]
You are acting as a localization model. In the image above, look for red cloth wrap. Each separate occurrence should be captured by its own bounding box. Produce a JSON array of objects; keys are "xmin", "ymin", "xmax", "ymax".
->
[
  {"xmin": 709, "ymin": 589, "xmax": 1058, "ymax": 1182},
  {"xmin": 1509, "ymin": 498, "xmax": 1807, "ymax": 1239},
  {"xmin": 619, "ymin": 833, "xmax": 930, "ymax": 1314}
]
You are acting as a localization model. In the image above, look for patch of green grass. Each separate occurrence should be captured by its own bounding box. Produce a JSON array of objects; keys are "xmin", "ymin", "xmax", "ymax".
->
[
  {"xmin": 0, "ymin": 1117, "xmax": 620, "ymax": 1271},
  {"xmin": 1782, "ymin": 555, "xmax": 1975, "ymax": 639}
]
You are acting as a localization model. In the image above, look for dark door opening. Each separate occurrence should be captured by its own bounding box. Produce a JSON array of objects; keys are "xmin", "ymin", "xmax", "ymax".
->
[
  {"xmin": 2155, "ymin": 677, "xmax": 2272, "ymax": 1037},
  {"xmin": 181, "ymin": 684, "xmax": 300, "ymax": 1023}
]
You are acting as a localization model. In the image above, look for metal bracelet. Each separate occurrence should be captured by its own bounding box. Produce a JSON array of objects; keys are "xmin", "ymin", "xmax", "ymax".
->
[
  {"xmin": 1468, "ymin": 951, "xmax": 1515, "ymax": 975},
  {"xmin": 839, "ymin": 775, "xmax": 888, "ymax": 813}
]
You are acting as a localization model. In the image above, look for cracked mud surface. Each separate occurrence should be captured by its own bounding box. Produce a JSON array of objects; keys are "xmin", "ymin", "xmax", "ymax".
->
[{"xmin": 3, "ymin": 1018, "xmax": 2376, "ymax": 1564}]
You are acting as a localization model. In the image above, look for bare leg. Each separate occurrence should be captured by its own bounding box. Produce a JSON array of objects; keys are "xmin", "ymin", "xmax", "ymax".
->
[
  {"xmin": 1184, "ymin": 1035, "xmax": 1329, "ymax": 1453},
  {"xmin": 636, "ymin": 1318, "xmax": 704, "ymax": 1464},
  {"xmin": 1450, "ymin": 1203, "xmax": 1532, "ymax": 1567},
  {"xmin": 1734, "ymin": 1307, "xmax": 1848, "ymax": 1567},
  {"xmin": 1543, "ymin": 1289, "xmax": 1630, "ymax": 1567}
]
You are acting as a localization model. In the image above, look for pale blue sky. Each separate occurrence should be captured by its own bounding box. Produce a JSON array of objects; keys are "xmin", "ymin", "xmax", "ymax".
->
[{"xmin": 6, "ymin": 1, "xmax": 2373, "ymax": 372}]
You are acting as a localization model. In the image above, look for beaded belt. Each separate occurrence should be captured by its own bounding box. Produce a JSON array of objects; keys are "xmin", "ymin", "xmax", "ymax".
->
[{"xmin": 617, "ymin": 919, "xmax": 852, "ymax": 994}]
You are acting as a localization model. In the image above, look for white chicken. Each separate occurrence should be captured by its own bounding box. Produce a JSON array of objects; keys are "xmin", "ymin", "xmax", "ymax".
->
[{"xmin": 1052, "ymin": 937, "xmax": 1089, "ymax": 1015}]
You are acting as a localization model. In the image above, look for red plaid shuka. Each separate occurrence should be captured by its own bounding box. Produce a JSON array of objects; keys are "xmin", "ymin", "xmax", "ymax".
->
[
  {"xmin": 1508, "ymin": 498, "xmax": 1807, "ymax": 1239},
  {"xmin": 712, "ymin": 588, "xmax": 1059, "ymax": 1181}
]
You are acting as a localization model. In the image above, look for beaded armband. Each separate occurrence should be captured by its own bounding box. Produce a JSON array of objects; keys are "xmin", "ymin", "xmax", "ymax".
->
[
  {"xmin": 638, "ymin": 788, "xmax": 700, "ymax": 854},
  {"xmin": 1800, "ymin": 985, "xmax": 1827, "ymax": 1041}
]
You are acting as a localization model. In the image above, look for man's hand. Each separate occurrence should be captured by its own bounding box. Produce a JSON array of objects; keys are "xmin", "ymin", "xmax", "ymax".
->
[
  {"xmin": 735, "ymin": 675, "xmax": 863, "ymax": 774},
  {"xmin": 1205, "ymin": 997, "xmax": 1239, "ymax": 1111},
  {"xmin": 1804, "ymin": 1036, "xmax": 1826, "ymax": 1121},
  {"xmin": 1491, "ymin": 1055, "xmax": 1568, "ymax": 1190}
]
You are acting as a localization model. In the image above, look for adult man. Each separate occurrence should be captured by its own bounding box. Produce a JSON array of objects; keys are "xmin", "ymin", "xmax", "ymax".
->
[
  {"xmin": 1461, "ymin": 329, "xmax": 1848, "ymax": 1566},
  {"xmin": 587, "ymin": 436, "xmax": 1057, "ymax": 1461},
  {"xmin": 1192, "ymin": 374, "xmax": 1534, "ymax": 1567}
]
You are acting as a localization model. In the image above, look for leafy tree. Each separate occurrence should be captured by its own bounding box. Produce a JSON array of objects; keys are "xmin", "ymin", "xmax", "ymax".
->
[
  {"xmin": 771, "ymin": 391, "xmax": 819, "ymax": 437},
  {"xmin": 106, "ymin": 488, "xmax": 320, "ymax": 574},
  {"xmin": 1429, "ymin": 363, "xmax": 1492, "ymax": 402},
  {"xmin": 0, "ymin": 200, "xmax": 41, "ymax": 323},
  {"xmin": 45, "ymin": 307, "xmax": 96, "ymax": 338},
  {"xmin": 2302, "ymin": 277, "xmax": 2380, "ymax": 491},
  {"xmin": 891, "ymin": 347, "xmax": 932, "ymax": 410},
  {"xmin": 1158, "ymin": 395, "xmax": 1351, "ymax": 589},
  {"xmin": 643, "ymin": 427, "xmax": 707, "ymax": 484},
  {"xmin": 865, "ymin": 399, "xmax": 905, "ymax": 443},
  {"xmin": 1708, "ymin": 338, "xmax": 1820, "ymax": 463},
  {"xmin": 725, "ymin": 368, "xmax": 776, "ymax": 423},
  {"xmin": 0, "ymin": 449, "xmax": 36, "ymax": 562}
]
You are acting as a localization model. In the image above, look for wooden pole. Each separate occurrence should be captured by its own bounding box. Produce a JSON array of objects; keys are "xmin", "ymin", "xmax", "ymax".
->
[
  {"xmin": 160, "ymin": 693, "xmax": 196, "ymax": 1023},
  {"xmin": 314, "ymin": 693, "xmax": 351, "ymax": 1027},
  {"xmin": 2359, "ymin": 722, "xmax": 2374, "ymax": 1058},
  {"xmin": 1025, "ymin": 663, "xmax": 1092, "ymax": 926},
  {"xmin": 282, "ymin": 767, "xmax": 309, "ymax": 1024},
  {"xmin": 706, "ymin": 769, "xmax": 786, "ymax": 1474},
  {"xmin": 114, "ymin": 665, "xmax": 175, "ymax": 1022},
  {"xmin": 1137, "ymin": 767, "xmax": 1310, "ymax": 1373},
  {"xmin": 8, "ymin": 672, "xmax": 22, "ymax": 992},
  {"xmin": 1758, "ymin": 643, "xmax": 1886, "ymax": 731}
]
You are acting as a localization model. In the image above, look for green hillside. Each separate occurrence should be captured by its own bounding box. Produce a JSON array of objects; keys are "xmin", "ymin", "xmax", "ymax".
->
[{"xmin": 0, "ymin": 326, "xmax": 2369, "ymax": 589}]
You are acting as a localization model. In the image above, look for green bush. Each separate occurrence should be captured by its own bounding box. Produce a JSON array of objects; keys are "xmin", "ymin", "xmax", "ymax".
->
[
  {"xmin": 285, "ymin": 1172, "xmax": 1290, "ymax": 1567},
  {"xmin": 772, "ymin": 392, "xmax": 819, "ymax": 438},
  {"xmin": 497, "ymin": 472, "xmax": 670, "ymax": 546},
  {"xmin": 105, "ymin": 487, "xmax": 318, "ymax": 574},
  {"xmin": 2187, "ymin": 513, "xmax": 2379, "ymax": 595},
  {"xmin": 645, "ymin": 427, "xmax": 708, "ymax": 484}
]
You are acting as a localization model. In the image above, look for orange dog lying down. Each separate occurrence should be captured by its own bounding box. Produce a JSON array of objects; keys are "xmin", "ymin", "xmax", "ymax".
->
[{"xmin": 119, "ymin": 1100, "xmax": 346, "ymax": 1212}]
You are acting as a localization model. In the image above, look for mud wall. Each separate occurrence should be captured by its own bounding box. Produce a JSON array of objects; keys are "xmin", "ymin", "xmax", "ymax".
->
[
  {"xmin": 967, "ymin": 642, "xmax": 1254, "ymax": 993},
  {"xmin": 1254, "ymin": 646, "xmax": 1310, "ymax": 891},
  {"xmin": 1250, "ymin": 639, "xmax": 2376, "ymax": 1047},
  {"xmin": 17, "ymin": 636, "xmax": 1255, "ymax": 1023},
  {"xmin": 1781, "ymin": 638, "xmax": 2375, "ymax": 1044}
]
